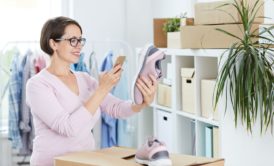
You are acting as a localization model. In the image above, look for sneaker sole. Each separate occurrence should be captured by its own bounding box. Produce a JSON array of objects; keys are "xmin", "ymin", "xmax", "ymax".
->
[
  {"xmin": 131, "ymin": 44, "xmax": 154, "ymax": 104},
  {"xmin": 135, "ymin": 157, "xmax": 172, "ymax": 166}
]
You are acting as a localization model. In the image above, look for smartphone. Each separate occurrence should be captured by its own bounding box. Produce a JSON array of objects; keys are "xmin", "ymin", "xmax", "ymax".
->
[{"xmin": 114, "ymin": 55, "xmax": 126, "ymax": 67}]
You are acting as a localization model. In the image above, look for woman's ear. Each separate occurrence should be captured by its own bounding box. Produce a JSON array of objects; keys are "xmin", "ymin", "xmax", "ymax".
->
[{"xmin": 49, "ymin": 39, "xmax": 57, "ymax": 52}]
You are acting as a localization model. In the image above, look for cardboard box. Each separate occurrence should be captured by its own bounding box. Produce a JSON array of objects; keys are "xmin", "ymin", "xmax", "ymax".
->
[
  {"xmin": 195, "ymin": 0, "xmax": 264, "ymax": 25},
  {"xmin": 180, "ymin": 24, "xmax": 273, "ymax": 48},
  {"xmin": 181, "ymin": 68, "xmax": 196, "ymax": 114},
  {"xmin": 201, "ymin": 79, "xmax": 219, "ymax": 120},
  {"xmin": 153, "ymin": 18, "xmax": 168, "ymax": 48},
  {"xmin": 55, "ymin": 146, "xmax": 225, "ymax": 166},
  {"xmin": 157, "ymin": 83, "xmax": 172, "ymax": 107},
  {"xmin": 167, "ymin": 31, "xmax": 181, "ymax": 48}
]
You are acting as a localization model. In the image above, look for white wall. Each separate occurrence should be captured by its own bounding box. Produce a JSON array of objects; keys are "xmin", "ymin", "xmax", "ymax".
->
[
  {"xmin": 220, "ymin": 102, "xmax": 274, "ymax": 166},
  {"xmin": 151, "ymin": 0, "xmax": 196, "ymax": 18},
  {"xmin": 72, "ymin": 0, "xmax": 126, "ymax": 42},
  {"xmin": 125, "ymin": 0, "xmax": 153, "ymax": 48},
  {"xmin": 64, "ymin": 0, "xmax": 129, "ymax": 70}
]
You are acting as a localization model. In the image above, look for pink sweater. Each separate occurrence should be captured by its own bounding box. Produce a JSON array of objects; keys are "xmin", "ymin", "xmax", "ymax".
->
[{"xmin": 26, "ymin": 69, "xmax": 135, "ymax": 166}]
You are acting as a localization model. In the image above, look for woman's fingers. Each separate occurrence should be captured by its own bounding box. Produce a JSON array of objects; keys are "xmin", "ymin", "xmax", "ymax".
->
[
  {"xmin": 148, "ymin": 74, "xmax": 158, "ymax": 88},
  {"xmin": 109, "ymin": 64, "xmax": 122, "ymax": 74},
  {"xmin": 137, "ymin": 77, "xmax": 154, "ymax": 96},
  {"xmin": 140, "ymin": 76, "xmax": 152, "ymax": 88}
]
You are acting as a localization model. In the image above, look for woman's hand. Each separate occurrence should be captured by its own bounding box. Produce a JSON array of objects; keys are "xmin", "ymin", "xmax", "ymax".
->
[
  {"xmin": 98, "ymin": 65, "xmax": 122, "ymax": 93},
  {"xmin": 131, "ymin": 74, "xmax": 157, "ymax": 112},
  {"xmin": 136, "ymin": 74, "xmax": 158, "ymax": 107}
]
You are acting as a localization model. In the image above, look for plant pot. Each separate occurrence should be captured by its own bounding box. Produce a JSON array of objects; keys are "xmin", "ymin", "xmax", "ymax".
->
[{"xmin": 167, "ymin": 31, "xmax": 181, "ymax": 49}]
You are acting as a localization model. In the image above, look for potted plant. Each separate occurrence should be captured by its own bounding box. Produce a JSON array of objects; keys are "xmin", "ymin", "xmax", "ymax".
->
[
  {"xmin": 163, "ymin": 13, "xmax": 187, "ymax": 48},
  {"xmin": 214, "ymin": 0, "xmax": 274, "ymax": 133}
]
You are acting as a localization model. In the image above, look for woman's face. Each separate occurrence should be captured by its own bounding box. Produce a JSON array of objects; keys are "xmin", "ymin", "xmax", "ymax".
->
[{"xmin": 55, "ymin": 24, "xmax": 83, "ymax": 64}]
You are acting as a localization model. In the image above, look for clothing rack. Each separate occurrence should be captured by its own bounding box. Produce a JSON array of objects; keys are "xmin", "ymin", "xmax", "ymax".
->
[
  {"xmin": 0, "ymin": 40, "xmax": 41, "ymax": 103},
  {"xmin": 0, "ymin": 41, "xmax": 41, "ymax": 166}
]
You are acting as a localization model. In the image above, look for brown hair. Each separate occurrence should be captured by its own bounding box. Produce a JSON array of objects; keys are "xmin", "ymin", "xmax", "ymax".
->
[{"xmin": 40, "ymin": 16, "xmax": 82, "ymax": 55}]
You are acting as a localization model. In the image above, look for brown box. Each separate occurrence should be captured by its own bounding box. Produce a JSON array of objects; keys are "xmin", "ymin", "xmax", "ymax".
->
[
  {"xmin": 180, "ymin": 24, "xmax": 273, "ymax": 48},
  {"xmin": 55, "ymin": 146, "xmax": 225, "ymax": 166},
  {"xmin": 181, "ymin": 68, "xmax": 196, "ymax": 114},
  {"xmin": 195, "ymin": 0, "xmax": 264, "ymax": 25},
  {"xmin": 157, "ymin": 83, "xmax": 172, "ymax": 107},
  {"xmin": 153, "ymin": 18, "xmax": 168, "ymax": 48}
]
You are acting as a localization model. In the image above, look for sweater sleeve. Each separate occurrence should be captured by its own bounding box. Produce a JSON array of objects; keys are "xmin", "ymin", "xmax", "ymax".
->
[
  {"xmin": 26, "ymin": 78, "xmax": 93, "ymax": 137},
  {"xmin": 100, "ymin": 93, "xmax": 136, "ymax": 119},
  {"xmin": 82, "ymin": 73, "xmax": 136, "ymax": 119}
]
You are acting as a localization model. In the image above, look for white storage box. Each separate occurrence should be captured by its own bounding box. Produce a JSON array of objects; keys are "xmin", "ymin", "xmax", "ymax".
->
[
  {"xmin": 181, "ymin": 68, "xmax": 195, "ymax": 114},
  {"xmin": 157, "ymin": 83, "xmax": 172, "ymax": 108},
  {"xmin": 156, "ymin": 110, "xmax": 173, "ymax": 151},
  {"xmin": 201, "ymin": 79, "xmax": 218, "ymax": 120}
]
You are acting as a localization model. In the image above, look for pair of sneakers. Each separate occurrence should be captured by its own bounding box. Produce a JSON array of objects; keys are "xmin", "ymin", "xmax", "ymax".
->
[
  {"xmin": 135, "ymin": 137, "xmax": 172, "ymax": 166},
  {"xmin": 132, "ymin": 44, "xmax": 166, "ymax": 105}
]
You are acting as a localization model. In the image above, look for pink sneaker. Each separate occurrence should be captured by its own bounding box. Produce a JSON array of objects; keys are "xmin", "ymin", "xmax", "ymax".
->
[
  {"xmin": 135, "ymin": 137, "xmax": 172, "ymax": 166},
  {"xmin": 132, "ymin": 44, "xmax": 166, "ymax": 104}
]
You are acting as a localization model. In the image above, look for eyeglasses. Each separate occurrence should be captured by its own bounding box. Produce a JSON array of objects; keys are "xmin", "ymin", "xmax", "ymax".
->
[{"xmin": 56, "ymin": 37, "xmax": 86, "ymax": 47}]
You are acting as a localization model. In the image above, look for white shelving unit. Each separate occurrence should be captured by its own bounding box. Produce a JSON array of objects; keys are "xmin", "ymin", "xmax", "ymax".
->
[{"xmin": 137, "ymin": 48, "xmax": 226, "ymax": 157}]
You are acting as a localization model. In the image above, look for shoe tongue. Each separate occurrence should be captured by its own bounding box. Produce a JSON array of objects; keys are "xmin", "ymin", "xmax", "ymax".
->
[
  {"xmin": 155, "ymin": 55, "xmax": 165, "ymax": 79},
  {"xmin": 148, "ymin": 47, "xmax": 159, "ymax": 56},
  {"xmin": 148, "ymin": 138, "xmax": 162, "ymax": 147}
]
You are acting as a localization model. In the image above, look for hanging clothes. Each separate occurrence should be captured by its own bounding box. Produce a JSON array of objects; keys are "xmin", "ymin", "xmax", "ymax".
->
[
  {"xmin": 87, "ymin": 50, "xmax": 101, "ymax": 149},
  {"xmin": 0, "ymin": 47, "xmax": 18, "ymax": 102},
  {"xmin": 8, "ymin": 48, "xmax": 47, "ymax": 155},
  {"xmin": 71, "ymin": 53, "xmax": 89, "ymax": 73},
  {"xmin": 113, "ymin": 61, "xmax": 136, "ymax": 147},
  {"xmin": 100, "ymin": 50, "xmax": 118, "ymax": 148},
  {"xmin": 34, "ymin": 55, "xmax": 47, "ymax": 73},
  {"xmin": 19, "ymin": 50, "xmax": 35, "ymax": 155},
  {"xmin": 88, "ymin": 50, "xmax": 99, "ymax": 80},
  {"xmin": 8, "ymin": 52, "xmax": 23, "ymax": 149}
]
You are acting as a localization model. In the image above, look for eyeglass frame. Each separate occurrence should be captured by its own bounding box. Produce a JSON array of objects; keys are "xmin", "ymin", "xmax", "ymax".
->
[{"xmin": 55, "ymin": 37, "xmax": 86, "ymax": 47}]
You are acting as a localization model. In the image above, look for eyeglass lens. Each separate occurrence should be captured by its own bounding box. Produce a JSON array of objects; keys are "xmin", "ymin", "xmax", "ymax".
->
[{"xmin": 70, "ymin": 38, "xmax": 86, "ymax": 47}]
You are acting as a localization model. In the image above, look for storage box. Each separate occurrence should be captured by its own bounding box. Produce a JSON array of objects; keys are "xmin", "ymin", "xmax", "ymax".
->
[
  {"xmin": 195, "ymin": 0, "xmax": 264, "ymax": 25},
  {"xmin": 153, "ymin": 18, "xmax": 168, "ymax": 48},
  {"xmin": 181, "ymin": 68, "xmax": 196, "ymax": 114},
  {"xmin": 180, "ymin": 24, "xmax": 274, "ymax": 48},
  {"xmin": 167, "ymin": 31, "xmax": 181, "ymax": 48},
  {"xmin": 157, "ymin": 83, "xmax": 172, "ymax": 107},
  {"xmin": 156, "ymin": 110, "xmax": 173, "ymax": 151},
  {"xmin": 55, "ymin": 146, "xmax": 225, "ymax": 166},
  {"xmin": 201, "ymin": 79, "xmax": 219, "ymax": 120}
]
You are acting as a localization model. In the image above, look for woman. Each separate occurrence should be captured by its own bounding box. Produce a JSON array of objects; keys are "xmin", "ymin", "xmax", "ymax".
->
[{"xmin": 26, "ymin": 16, "xmax": 157, "ymax": 166}]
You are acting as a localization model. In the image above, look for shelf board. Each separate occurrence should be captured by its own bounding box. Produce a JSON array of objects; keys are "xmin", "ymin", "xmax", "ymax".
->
[
  {"xmin": 195, "ymin": 116, "xmax": 220, "ymax": 127},
  {"xmin": 159, "ymin": 48, "xmax": 226, "ymax": 57},
  {"xmin": 151, "ymin": 103, "xmax": 173, "ymax": 113},
  {"xmin": 176, "ymin": 111, "xmax": 219, "ymax": 127},
  {"xmin": 175, "ymin": 110, "xmax": 197, "ymax": 120}
]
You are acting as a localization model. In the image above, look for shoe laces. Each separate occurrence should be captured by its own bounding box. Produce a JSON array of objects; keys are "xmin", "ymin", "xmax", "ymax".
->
[
  {"xmin": 148, "ymin": 138, "xmax": 165, "ymax": 147},
  {"xmin": 155, "ymin": 53, "xmax": 166, "ymax": 80}
]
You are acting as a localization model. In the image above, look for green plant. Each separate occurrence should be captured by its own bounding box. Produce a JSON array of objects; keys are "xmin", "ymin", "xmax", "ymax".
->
[
  {"xmin": 162, "ymin": 13, "xmax": 187, "ymax": 33},
  {"xmin": 214, "ymin": 0, "xmax": 274, "ymax": 133}
]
